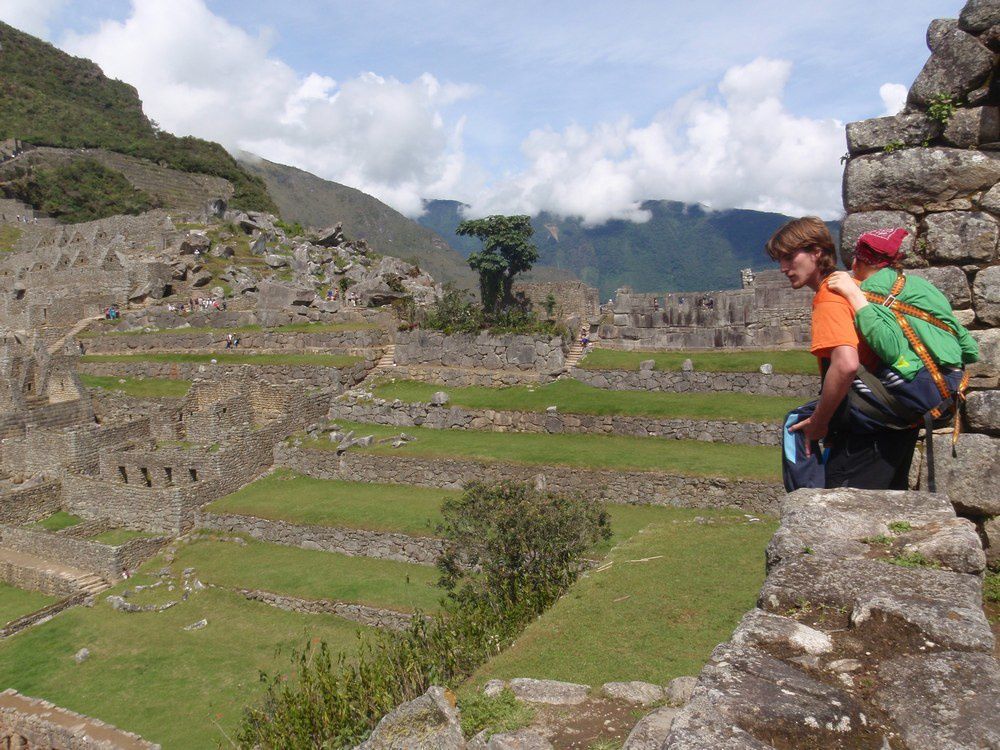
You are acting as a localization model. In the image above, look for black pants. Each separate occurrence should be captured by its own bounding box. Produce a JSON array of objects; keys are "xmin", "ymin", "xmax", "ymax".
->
[{"xmin": 824, "ymin": 428, "xmax": 920, "ymax": 490}]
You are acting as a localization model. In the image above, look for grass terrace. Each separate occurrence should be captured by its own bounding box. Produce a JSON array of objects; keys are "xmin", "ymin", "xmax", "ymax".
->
[
  {"xmin": 81, "ymin": 352, "xmax": 363, "ymax": 367},
  {"xmin": 88, "ymin": 529, "xmax": 159, "ymax": 546},
  {"xmin": 579, "ymin": 348, "xmax": 816, "ymax": 375},
  {"xmin": 0, "ymin": 224, "xmax": 22, "ymax": 252},
  {"xmin": 81, "ymin": 320, "xmax": 380, "ymax": 337},
  {"xmin": 205, "ymin": 470, "xmax": 453, "ymax": 536},
  {"xmin": 373, "ymin": 378, "xmax": 800, "ymax": 423},
  {"xmin": 304, "ymin": 421, "xmax": 781, "ymax": 481},
  {"xmin": 468, "ymin": 508, "xmax": 777, "ymax": 688},
  {"xmin": 79, "ymin": 374, "xmax": 191, "ymax": 398},
  {"xmin": 30, "ymin": 511, "xmax": 82, "ymax": 532},
  {"xmin": 0, "ymin": 582, "xmax": 58, "ymax": 626}
]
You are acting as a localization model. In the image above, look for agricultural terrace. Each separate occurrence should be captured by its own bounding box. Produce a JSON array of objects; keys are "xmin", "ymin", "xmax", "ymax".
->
[
  {"xmin": 81, "ymin": 352, "xmax": 363, "ymax": 367},
  {"xmin": 372, "ymin": 378, "xmax": 801, "ymax": 423},
  {"xmin": 578, "ymin": 348, "xmax": 815, "ymax": 374},
  {"xmin": 0, "ymin": 583, "xmax": 57, "ymax": 626},
  {"xmin": 78, "ymin": 374, "xmax": 191, "ymax": 398},
  {"xmin": 81, "ymin": 320, "xmax": 380, "ymax": 337},
  {"xmin": 307, "ymin": 420, "xmax": 781, "ymax": 481}
]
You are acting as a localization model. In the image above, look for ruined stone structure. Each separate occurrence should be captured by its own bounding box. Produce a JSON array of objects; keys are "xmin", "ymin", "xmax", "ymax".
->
[{"xmin": 512, "ymin": 279, "xmax": 601, "ymax": 327}]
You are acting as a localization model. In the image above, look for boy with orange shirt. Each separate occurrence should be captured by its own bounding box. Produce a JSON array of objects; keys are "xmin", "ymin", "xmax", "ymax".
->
[{"xmin": 766, "ymin": 217, "xmax": 918, "ymax": 490}]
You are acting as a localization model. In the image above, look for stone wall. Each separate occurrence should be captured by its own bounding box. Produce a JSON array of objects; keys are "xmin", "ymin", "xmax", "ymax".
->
[
  {"xmin": 277, "ymin": 445, "xmax": 782, "ymax": 515},
  {"xmin": 61, "ymin": 473, "xmax": 197, "ymax": 533},
  {"xmin": 0, "ymin": 689, "xmax": 160, "ymax": 749},
  {"xmin": 382, "ymin": 364, "xmax": 556, "ymax": 387},
  {"xmin": 329, "ymin": 398, "xmax": 780, "ymax": 446},
  {"xmin": 394, "ymin": 330, "xmax": 566, "ymax": 376},
  {"xmin": 664, "ymin": 487, "xmax": 998, "ymax": 749},
  {"xmin": 512, "ymin": 280, "xmax": 601, "ymax": 325},
  {"xmin": 80, "ymin": 326, "xmax": 387, "ymax": 355},
  {"xmin": 0, "ymin": 480, "xmax": 60, "ymax": 525},
  {"xmin": 0, "ymin": 556, "xmax": 79, "ymax": 598},
  {"xmin": 235, "ymin": 589, "xmax": 415, "ymax": 632},
  {"xmin": 570, "ymin": 366, "xmax": 820, "ymax": 398},
  {"xmin": 0, "ymin": 525, "xmax": 167, "ymax": 580},
  {"xmin": 199, "ymin": 512, "xmax": 444, "ymax": 565},
  {"xmin": 90, "ymin": 392, "xmax": 182, "ymax": 441}
]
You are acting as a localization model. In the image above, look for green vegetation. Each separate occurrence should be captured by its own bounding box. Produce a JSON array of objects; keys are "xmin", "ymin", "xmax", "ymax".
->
[
  {"xmin": 888, "ymin": 521, "xmax": 912, "ymax": 534},
  {"xmin": 418, "ymin": 284, "xmax": 567, "ymax": 337},
  {"xmin": 458, "ymin": 215, "xmax": 539, "ymax": 314},
  {"xmin": 985, "ymin": 571, "xmax": 999, "ymax": 604},
  {"xmin": 177, "ymin": 536, "xmax": 441, "ymax": 613},
  {"xmin": 862, "ymin": 534, "xmax": 892, "ymax": 546},
  {"xmin": 0, "ymin": 21, "xmax": 276, "ymax": 213},
  {"xmin": 579, "ymin": 347, "xmax": 815, "ymax": 375},
  {"xmin": 89, "ymin": 529, "xmax": 158, "ymax": 546},
  {"xmin": 373, "ymin": 378, "xmax": 800, "ymax": 423},
  {"xmin": 81, "ymin": 352, "xmax": 362, "ymax": 367},
  {"xmin": 304, "ymin": 420, "xmax": 781, "ymax": 481},
  {"xmin": 927, "ymin": 93, "xmax": 958, "ymax": 125},
  {"xmin": 1, "ymin": 159, "xmax": 157, "ymax": 223},
  {"xmin": 79, "ymin": 374, "xmax": 191, "ymax": 399},
  {"xmin": 887, "ymin": 551, "xmax": 940, "ymax": 569},
  {"xmin": 882, "ymin": 139, "xmax": 905, "ymax": 154},
  {"xmin": 0, "ymin": 224, "xmax": 22, "ymax": 252},
  {"xmin": 469, "ymin": 510, "xmax": 776, "ymax": 686},
  {"xmin": 0, "ymin": 582, "xmax": 57, "ymax": 625},
  {"xmin": 0, "ymin": 584, "xmax": 367, "ymax": 748},
  {"xmin": 31, "ymin": 510, "xmax": 82, "ymax": 532},
  {"xmin": 85, "ymin": 321, "xmax": 377, "ymax": 337},
  {"xmin": 205, "ymin": 471, "xmax": 452, "ymax": 536},
  {"xmin": 458, "ymin": 689, "xmax": 535, "ymax": 739}
]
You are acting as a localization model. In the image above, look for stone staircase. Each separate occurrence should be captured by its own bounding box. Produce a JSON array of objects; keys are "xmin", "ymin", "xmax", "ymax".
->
[
  {"xmin": 561, "ymin": 341, "xmax": 587, "ymax": 373},
  {"xmin": 373, "ymin": 343, "xmax": 396, "ymax": 370},
  {"xmin": 46, "ymin": 315, "xmax": 100, "ymax": 355},
  {"xmin": 71, "ymin": 572, "xmax": 112, "ymax": 597}
]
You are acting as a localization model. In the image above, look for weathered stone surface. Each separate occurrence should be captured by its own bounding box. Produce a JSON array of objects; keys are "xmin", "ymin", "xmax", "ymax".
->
[
  {"xmin": 969, "ymin": 328, "xmax": 1000, "ymax": 380},
  {"xmin": 623, "ymin": 705, "xmax": 681, "ymax": 750},
  {"xmin": 973, "ymin": 264, "xmax": 1000, "ymax": 325},
  {"xmin": 664, "ymin": 676, "xmax": 698, "ymax": 706},
  {"xmin": 263, "ymin": 253, "xmax": 288, "ymax": 269},
  {"xmin": 908, "ymin": 20, "xmax": 994, "ymax": 106},
  {"xmin": 729, "ymin": 609, "xmax": 833, "ymax": 655},
  {"xmin": 984, "ymin": 515, "xmax": 1000, "ymax": 566},
  {"xmin": 901, "ymin": 518, "xmax": 987, "ymax": 574},
  {"xmin": 481, "ymin": 729, "xmax": 552, "ymax": 750},
  {"xmin": 966, "ymin": 389, "xmax": 1000, "ymax": 434},
  {"xmin": 923, "ymin": 210, "xmax": 998, "ymax": 263},
  {"xmin": 601, "ymin": 681, "xmax": 665, "ymax": 706},
  {"xmin": 907, "ymin": 265, "xmax": 973, "ymax": 308},
  {"xmin": 846, "ymin": 112, "xmax": 942, "ymax": 154},
  {"xmin": 979, "ymin": 180, "xmax": 1000, "ymax": 212},
  {"xmin": 760, "ymin": 555, "xmax": 994, "ymax": 652},
  {"xmin": 430, "ymin": 391, "xmax": 450, "ymax": 406},
  {"xmin": 256, "ymin": 281, "xmax": 314, "ymax": 309},
  {"xmin": 959, "ymin": 0, "xmax": 1000, "ymax": 32},
  {"xmin": 919, "ymin": 432, "xmax": 1000, "ymax": 515},
  {"xmin": 664, "ymin": 705, "xmax": 774, "ymax": 750},
  {"xmin": 359, "ymin": 686, "xmax": 464, "ymax": 750},
  {"xmin": 839, "ymin": 210, "xmax": 917, "ymax": 267},
  {"xmin": 843, "ymin": 148, "xmax": 1000, "ymax": 213},
  {"xmin": 942, "ymin": 105, "xmax": 1000, "ymax": 147},
  {"xmin": 508, "ymin": 678, "xmax": 589, "ymax": 705},
  {"xmin": 877, "ymin": 651, "xmax": 1000, "ymax": 749},
  {"xmin": 314, "ymin": 222, "xmax": 344, "ymax": 247}
]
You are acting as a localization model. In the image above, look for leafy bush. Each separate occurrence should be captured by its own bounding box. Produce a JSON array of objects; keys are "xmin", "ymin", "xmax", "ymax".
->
[
  {"xmin": 927, "ymin": 93, "xmax": 957, "ymax": 124},
  {"xmin": 237, "ymin": 481, "xmax": 608, "ymax": 748},
  {"xmin": 422, "ymin": 285, "xmax": 570, "ymax": 338}
]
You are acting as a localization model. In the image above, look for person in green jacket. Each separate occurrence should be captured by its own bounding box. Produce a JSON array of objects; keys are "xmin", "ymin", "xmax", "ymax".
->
[{"xmin": 826, "ymin": 227, "xmax": 978, "ymax": 418}]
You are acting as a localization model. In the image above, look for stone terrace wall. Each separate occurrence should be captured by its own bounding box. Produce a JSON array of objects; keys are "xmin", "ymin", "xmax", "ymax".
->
[
  {"xmin": 512, "ymin": 280, "xmax": 601, "ymax": 325},
  {"xmin": 383, "ymin": 364, "xmax": 555, "ymax": 387},
  {"xmin": 570, "ymin": 366, "xmax": 819, "ymax": 398},
  {"xmin": 0, "ymin": 480, "xmax": 60, "ymax": 525},
  {"xmin": 90, "ymin": 392, "xmax": 181, "ymax": 442},
  {"xmin": 61, "ymin": 474, "xmax": 195, "ymax": 533},
  {"xmin": 80, "ymin": 327, "xmax": 387, "ymax": 355},
  {"xmin": 0, "ymin": 525, "xmax": 167, "ymax": 580},
  {"xmin": 328, "ymin": 398, "xmax": 780, "ymax": 446},
  {"xmin": 277, "ymin": 445, "xmax": 782, "ymax": 515},
  {"xmin": 394, "ymin": 330, "xmax": 566, "ymax": 376},
  {"xmin": 664, "ymin": 487, "xmax": 998, "ymax": 749},
  {"xmin": 0, "ymin": 689, "xmax": 160, "ymax": 750},
  {"xmin": 0, "ymin": 557, "xmax": 79, "ymax": 598}
]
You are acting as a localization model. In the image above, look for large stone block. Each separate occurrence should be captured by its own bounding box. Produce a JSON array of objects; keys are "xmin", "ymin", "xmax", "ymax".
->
[
  {"xmin": 908, "ymin": 20, "xmax": 994, "ymax": 106},
  {"xmin": 839, "ymin": 210, "xmax": 917, "ymax": 268},
  {"xmin": 966, "ymin": 389, "xmax": 1000, "ymax": 434},
  {"xmin": 843, "ymin": 148, "xmax": 1000, "ymax": 213},
  {"xmin": 920, "ymin": 432, "xmax": 1000, "ymax": 515},
  {"xmin": 973, "ymin": 264, "xmax": 1000, "ymax": 325},
  {"xmin": 907, "ymin": 266, "xmax": 972, "ymax": 308},
  {"xmin": 942, "ymin": 106, "xmax": 1000, "ymax": 148},
  {"xmin": 969, "ymin": 328, "xmax": 1000, "ymax": 380},
  {"xmin": 959, "ymin": 0, "xmax": 1000, "ymax": 33},
  {"xmin": 846, "ymin": 112, "xmax": 942, "ymax": 155},
  {"xmin": 979, "ymin": 180, "xmax": 1000, "ymax": 212},
  {"xmin": 923, "ymin": 210, "xmax": 998, "ymax": 263},
  {"xmin": 256, "ymin": 281, "xmax": 314, "ymax": 309},
  {"xmin": 358, "ymin": 686, "xmax": 464, "ymax": 750}
]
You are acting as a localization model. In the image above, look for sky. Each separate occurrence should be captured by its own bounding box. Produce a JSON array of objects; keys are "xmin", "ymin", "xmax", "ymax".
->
[{"xmin": 0, "ymin": 0, "xmax": 966, "ymax": 223}]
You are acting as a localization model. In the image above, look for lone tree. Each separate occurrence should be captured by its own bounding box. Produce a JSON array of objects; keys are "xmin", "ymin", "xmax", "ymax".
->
[{"xmin": 456, "ymin": 215, "xmax": 538, "ymax": 314}]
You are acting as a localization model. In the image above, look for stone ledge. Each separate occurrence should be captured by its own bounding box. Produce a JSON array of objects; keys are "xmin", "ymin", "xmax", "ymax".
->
[
  {"xmin": 571, "ymin": 367, "xmax": 819, "ymax": 398},
  {"xmin": 235, "ymin": 588, "xmax": 416, "ymax": 631}
]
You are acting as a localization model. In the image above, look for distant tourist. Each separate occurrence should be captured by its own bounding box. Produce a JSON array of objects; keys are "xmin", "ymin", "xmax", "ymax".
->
[{"xmin": 225, "ymin": 333, "xmax": 234, "ymax": 349}]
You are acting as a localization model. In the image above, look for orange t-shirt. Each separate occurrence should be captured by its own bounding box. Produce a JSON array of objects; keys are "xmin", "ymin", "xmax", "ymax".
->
[{"xmin": 811, "ymin": 276, "xmax": 879, "ymax": 371}]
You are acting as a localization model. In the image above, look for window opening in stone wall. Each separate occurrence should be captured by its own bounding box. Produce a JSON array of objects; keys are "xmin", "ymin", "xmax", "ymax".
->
[
  {"xmin": 189, "ymin": 468, "xmax": 198, "ymax": 482},
  {"xmin": 14, "ymin": 289, "xmax": 24, "ymax": 300},
  {"xmin": 164, "ymin": 467, "xmax": 173, "ymax": 485},
  {"xmin": 119, "ymin": 466, "xmax": 128, "ymax": 483},
  {"xmin": 140, "ymin": 467, "xmax": 151, "ymax": 487}
]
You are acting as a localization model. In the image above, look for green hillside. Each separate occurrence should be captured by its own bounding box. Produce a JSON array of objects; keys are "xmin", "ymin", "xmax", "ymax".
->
[
  {"xmin": 421, "ymin": 199, "xmax": 840, "ymax": 297},
  {"xmin": 0, "ymin": 21, "xmax": 276, "ymax": 213}
]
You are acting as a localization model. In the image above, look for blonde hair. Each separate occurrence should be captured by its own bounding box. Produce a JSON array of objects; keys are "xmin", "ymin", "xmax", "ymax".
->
[{"xmin": 765, "ymin": 217, "xmax": 838, "ymax": 276}]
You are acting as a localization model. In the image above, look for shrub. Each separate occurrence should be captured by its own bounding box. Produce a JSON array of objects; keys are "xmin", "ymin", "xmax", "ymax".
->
[
  {"xmin": 422, "ymin": 284, "xmax": 570, "ymax": 338},
  {"xmin": 458, "ymin": 689, "xmax": 534, "ymax": 739},
  {"xmin": 237, "ymin": 481, "xmax": 609, "ymax": 748},
  {"xmin": 927, "ymin": 93, "xmax": 957, "ymax": 124}
]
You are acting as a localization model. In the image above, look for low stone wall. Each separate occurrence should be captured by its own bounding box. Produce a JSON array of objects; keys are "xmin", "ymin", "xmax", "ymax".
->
[
  {"xmin": 0, "ymin": 557, "xmax": 78, "ymax": 598},
  {"xmin": 236, "ymin": 588, "xmax": 416, "ymax": 631},
  {"xmin": 0, "ymin": 592, "xmax": 87, "ymax": 638},
  {"xmin": 61, "ymin": 474, "xmax": 194, "ymax": 533},
  {"xmin": 394, "ymin": 330, "xmax": 566, "ymax": 375},
  {"xmin": 571, "ymin": 366, "xmax": 819, "ymax": 398},
  {"xmin": 80, "ymin": 326, "xmax": 387, "ymax": 355},
  {"xmin": 384, "ymin": 364, "xmax": 555, "ymax": 387},
  {"xmin": 664, "ymin": 488, "xmax": 998, "ymax": 748},
  {"xmin": 277, "ymin": 445, "xmax": 782, "ymax": 515},
  {"xmin": 89, "ymin": 392, "xmax": 183, "ymax": 442},
  {"xmin": 199, "ymin": 512, "xmax": 444, "ymax": 565},
  {"xmin": 329, "ymin": 399, "xmax": 780, "ymax": 446},
  {"xmin": 0, "ymin": 480, "xmax": 60, "ymax": 525},
  {"xmin": 0, "ymin": 689, "xmax": 160, "ymax": 749}
]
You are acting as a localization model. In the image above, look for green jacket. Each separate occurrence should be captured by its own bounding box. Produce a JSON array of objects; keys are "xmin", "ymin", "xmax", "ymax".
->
[{"xmin": 856, "ymin": 268, "xmax": 979, "ymax": 380}]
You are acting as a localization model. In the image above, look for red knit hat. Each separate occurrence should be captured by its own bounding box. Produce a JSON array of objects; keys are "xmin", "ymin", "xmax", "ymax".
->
[{"xmin": 854, "ymin": 227, "xmax": 908, "ymax": 267}]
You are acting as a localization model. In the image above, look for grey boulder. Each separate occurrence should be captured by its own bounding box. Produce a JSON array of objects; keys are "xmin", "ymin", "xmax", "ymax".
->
[
  {"xmin": 907, "ymin": 19, "xmax": 994, "ymax": 106},
  {"xmin": 973, "ymin": 264, "xmax": 1000, "ymax": 326},
  {"xmin": 601, "ymin": 681, "xmax": 665, "ymax": 706},
  {"xmin": 839, "ymin": 210, "xmax": 917, "ymax": 268},
  {"xmin": 907, "ymin": 266, "xmax": 972, "ymax": 309},
  {"xmin": 623, "ymin": 705, "xmax": 681, "ymax": 750},
  {"xmin": 923, "ymin": 210, "xmax": 998, "ymax": 264},
  {"xmin": 845, "ymin": 112, "xmax": 941, "ymax": 155},
  {"xmin": 358, "ymin": 686, "xmax": 464, "ymax": 750},
  {"xmin": 966, "ymin": 389, "xmax": 1000, "ymax": 435}
]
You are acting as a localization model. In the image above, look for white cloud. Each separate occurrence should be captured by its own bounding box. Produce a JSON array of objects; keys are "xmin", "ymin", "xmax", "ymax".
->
[
  {"xmin": 61, "ymin": 0, "xmax": 476, "ymax": 217},
  {"xmin": 466, "ymin": 57, "xmax": 847, "ymax": 223},
  {"xmin": 0, "ymin": 0, "xmax": 64, "ymax": 38},
  {"xmin": 879, "ymin": 83, "xmax": 908, "ymax": 116}
]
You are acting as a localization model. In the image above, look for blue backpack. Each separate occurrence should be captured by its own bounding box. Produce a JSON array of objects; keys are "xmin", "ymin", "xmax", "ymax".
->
[{"xmin": 781, "ymin": 401, "xmax": 829, "ymax": 492}]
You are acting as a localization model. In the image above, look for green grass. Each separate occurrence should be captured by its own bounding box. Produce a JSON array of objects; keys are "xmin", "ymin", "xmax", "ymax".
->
[
  {"xmin": 467, "ymin": 509, "xmax": 776, "ymax": 687},
  {"xmin": 89, "ymin": 529, "xmax": 159, "ymax": 546},
  {"xmin": 0, "ymin": 224, "xmax": 23, "ymax": 252},
  {"xmin": 81, "ymin": 352, "xmax": 362, "ymax": 367},
  {"xmin": 175, "ymin": 536, "xmax": 442, "ymax": 613},
  {"xmin": 373, "ymin": 379, "xmax": 799, "ymax": 423},
  {"xmin": 307, "ymin": 421, "xmax": 781, "ymax": 481},
  {"xmin": 0, "ymin": 582, "xmax": 58, "ymax": 625},
  {"xmin": 31, "ymin": 511, "xmax": 82, "ymax": 532},
  {"xmin": 205, "ymin": 470, "xmax": 454, "ymax": 536},
  {"xmin": 579, "ymin": 348, "xmax": 816, "ymax": 375},
  {"xmin": 79, "ymin": 321, "xmax": 378, "ymax": 338},
  {"xmin": 79, "ymin": 374, "xmax": 191, "ymax": 398},
  {"xmin": 0, "ymin": 584, "xmax": 367, "ymax": 749}
]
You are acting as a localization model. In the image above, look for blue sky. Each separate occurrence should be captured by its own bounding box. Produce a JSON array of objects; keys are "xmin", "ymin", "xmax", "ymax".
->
[{"xmin": 0, "ymin": 0, "xmax": 966, "ymax": 221}]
